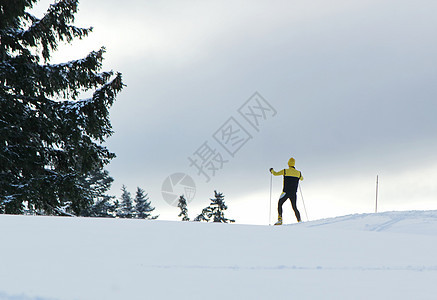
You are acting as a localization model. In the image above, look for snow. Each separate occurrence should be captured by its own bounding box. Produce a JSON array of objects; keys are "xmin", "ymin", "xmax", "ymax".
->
[{"xmin": 1, "ymin": 211, "xmax": 437, "ymax": 299}]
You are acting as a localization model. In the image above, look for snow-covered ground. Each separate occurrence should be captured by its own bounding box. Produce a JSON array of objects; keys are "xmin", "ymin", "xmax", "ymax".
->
[{"xmin": 1, "ymin": 210, "xmax": 437, "ymax": 300}]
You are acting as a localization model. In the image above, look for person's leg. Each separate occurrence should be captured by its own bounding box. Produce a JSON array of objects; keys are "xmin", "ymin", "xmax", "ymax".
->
[
  {"xmin": 274, "ymin": 193, "xmax": 288, "ymax": 224},
  {"xmin": 290, "ymin": 193, "xmax": 301, "ymax": 222},
  {"xmin": 277, "ymin": 192, "xmax": 287, "ymax": 217}
]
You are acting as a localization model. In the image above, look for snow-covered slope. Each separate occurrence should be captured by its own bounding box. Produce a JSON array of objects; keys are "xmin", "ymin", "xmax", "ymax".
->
[{"xmin": 1, "ymin": 211, "xmax": 437, "ymax": 300}]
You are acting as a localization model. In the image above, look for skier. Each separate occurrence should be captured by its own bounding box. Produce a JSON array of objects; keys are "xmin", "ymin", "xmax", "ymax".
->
[{"xmin": 270, "ymin": 157, "xmax": 303, "ymax": 225}]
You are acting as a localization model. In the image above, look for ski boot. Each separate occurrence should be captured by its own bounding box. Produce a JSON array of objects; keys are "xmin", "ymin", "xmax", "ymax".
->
[{"xmin": 274, "ymin": 216, "xmax": 283, "ymax": 225}]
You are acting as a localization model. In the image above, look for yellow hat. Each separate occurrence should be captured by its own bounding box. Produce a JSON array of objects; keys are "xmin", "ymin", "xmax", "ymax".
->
[{"xmin": 288, "ymin": 157, "xmax": 295, "ymax": 167}]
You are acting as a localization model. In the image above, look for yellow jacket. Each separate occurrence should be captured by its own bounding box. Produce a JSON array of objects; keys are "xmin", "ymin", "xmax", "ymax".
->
[
  {"xmin": 270, "ymin": 157, "xmax": 303, "ymax": 193},
  {"xmin": 271, "ymin": 167, "xmax": 303, "ymax": 180}
]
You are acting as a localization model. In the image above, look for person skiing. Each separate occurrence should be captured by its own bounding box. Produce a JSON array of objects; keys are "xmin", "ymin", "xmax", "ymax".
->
[{"xmin": 270, "ymin": 157, "xmax": 303, "ymax": 225}]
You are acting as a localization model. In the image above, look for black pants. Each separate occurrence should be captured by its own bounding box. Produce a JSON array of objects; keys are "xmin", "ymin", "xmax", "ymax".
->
[{"xmin": 278, "ymin": 192, "xmax": 301, "ymax": 222}]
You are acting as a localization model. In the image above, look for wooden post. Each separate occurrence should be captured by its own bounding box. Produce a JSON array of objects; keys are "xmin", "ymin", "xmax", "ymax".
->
[{"xmin": 375, "ymin": 175, "xmax": 379, "ymax": 213}]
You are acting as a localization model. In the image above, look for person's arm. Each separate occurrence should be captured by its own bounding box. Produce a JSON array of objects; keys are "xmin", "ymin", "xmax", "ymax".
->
[
  {"xmin": 299, "ymin": 172, "xmax": 304, "ymax": 181},
  {"xmin": 269, "ymin": 168, "xmax": 285, "ymax": 176}
]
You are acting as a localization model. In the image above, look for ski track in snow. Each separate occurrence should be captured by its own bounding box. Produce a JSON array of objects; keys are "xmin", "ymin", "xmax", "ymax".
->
[
  {"xmin": 300, "ymin": 210, "xmax": 437, "ymax": 235},
  {"xmin": 148, "ymin": 264, "xmax": 437, "ymax": 272},
  {"xmin": 0, "ymin": 292, "xmax": 56, "ymax": 300},
  {"xmin": 368, "ymin": 217, "xmax": 403, "ymax": 232}
]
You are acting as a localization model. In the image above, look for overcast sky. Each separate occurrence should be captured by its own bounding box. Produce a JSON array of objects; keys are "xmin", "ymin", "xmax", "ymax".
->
[{"xmin": 33, "ymin": 0, "xmax": 437, "ymax": 224}]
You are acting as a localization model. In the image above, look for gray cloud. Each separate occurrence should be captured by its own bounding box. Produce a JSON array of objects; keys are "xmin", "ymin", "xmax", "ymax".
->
[{"xmin": 32, "ymin": 0, "xmax": 437, "ymax": 222}]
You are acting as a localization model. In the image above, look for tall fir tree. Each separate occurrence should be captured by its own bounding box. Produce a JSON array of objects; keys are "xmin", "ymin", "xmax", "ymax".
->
[
  {"xmin": 206, "ymin": 191, "xmax": 235, "ymax": 223},
  {"xmin": 134, "ymin": 187, "xmax": 158, "ymax": 220},
  {"xmin": 0, "ymin": 1, "xmax": 123, "ymax": 215},
  {"xmin": 117, "ymin": 185, "xmax": 133, "ymax": 218},
  {"xmin": 177, "ymin": 195, "xmax": 190, "ymax": 221}
]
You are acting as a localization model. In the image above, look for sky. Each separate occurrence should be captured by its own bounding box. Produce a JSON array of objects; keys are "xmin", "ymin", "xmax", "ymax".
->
[{"xmin": 31, "ymin": 0, "xmax": 437, "ymax": 224}]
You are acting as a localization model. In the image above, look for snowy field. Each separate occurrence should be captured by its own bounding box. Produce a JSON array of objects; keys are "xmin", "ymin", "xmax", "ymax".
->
[{"xmin": 1, "ymin": 210, "xmax": 437, "ymax": 300}]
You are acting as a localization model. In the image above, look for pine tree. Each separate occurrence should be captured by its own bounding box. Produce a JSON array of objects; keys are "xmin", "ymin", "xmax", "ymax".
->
[
  {"xmin": 134, "ymin": 187, "xmax": 158, "ymax": 220},
  {"xmin": 0, "ymin": 1, "xmax": 123, "ymax": 215},
  {"xmin": 193, "ymin": 207, "xmax": 210, "ymax": 222},
  {"xmin": 79, "ymin": 169, "xmax": 116, "ymax": 217},
  {"xmin": 88, "ymin": 196, "xmax": 116, "ymax": 218},
  {"xmin": 177, "ymin": 195, "xmax": 190, "ymax": 221},
  {"xmin": 80, "ymin": 169, "xmax": 115, "ymax": 218},
  {"xmin": 206, "ymin": 191, "xmax": 235, "ymax": 223},
  {"xmin": 117, "ymin": 185, "xmax": 133, "ymax": 218}
]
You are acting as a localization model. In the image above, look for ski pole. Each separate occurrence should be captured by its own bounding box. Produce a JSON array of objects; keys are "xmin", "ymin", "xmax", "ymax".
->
[
  {"xmin": 269, "ymin": 173, "xmax": 273, "ymax": 226},
  {"xmin": 299, "ymin": 184, "xmax": 309, "ymax": 222}
]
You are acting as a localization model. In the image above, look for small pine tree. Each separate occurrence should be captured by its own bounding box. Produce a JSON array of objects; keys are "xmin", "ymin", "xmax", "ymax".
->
[
  {"xmin": 117, "ymin": 185, "xmax": 133, "ymax": 218},
  {"xmin": 78, "ymin": 168, "xmax": 116, "ymax": 217},
  {"xmin": 207, "ymin": 191, "xmax": 235, "ymax": 223},
  {"xmin": 134, "ymin": 187, "xmax": 158, "ymax": 220},
  {"xmin": 193, "ymin": 207, "xmax": 211, "ymax": 222},
  {"xmin": 86, "ymin": 195, "xmax": 116, "ymax": 218},
  {"xmin": 177, "ymin": 195, "xmax": 190, "ymax": 221}
]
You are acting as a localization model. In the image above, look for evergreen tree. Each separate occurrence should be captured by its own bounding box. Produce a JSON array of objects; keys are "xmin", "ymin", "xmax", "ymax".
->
[
  {"xmin": 86, "ymin": 195, "xmax": 116, "ymax": 218},
  {"xmin": 193, "ymin": 207, "xmax": 211, "ymax": 222},
  {"xmin": 79, "ymin": 169, "xmax": 116, "ymax": 218},
  {"xmin": 117, "ymin": 185, "xmax": 133, "ymax": 218},
  {"xmin": 0, "ymin": 0, "xmax": 123, "ymax": 215},
  {"xmin": 206, "ymin": 191, "xmax": 235, "ymax": 223},
  {"xmin": 134, "ymin": 187, "xmax": 158, "ymax": 220},
  {"xmin": 177, "ymin": 195, "xmax": 190, "ymax": 221}
]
